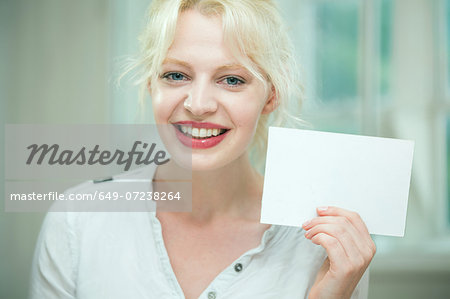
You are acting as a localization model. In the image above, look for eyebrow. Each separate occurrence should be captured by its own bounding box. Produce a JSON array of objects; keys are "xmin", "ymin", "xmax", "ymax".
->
[
  {"xmin": 162, "ymin": 58, "xmax": 192, "ymax": 69},
  {"xmin": 162, "ymin": 57, "xmax": 246, "ymax": 72}
]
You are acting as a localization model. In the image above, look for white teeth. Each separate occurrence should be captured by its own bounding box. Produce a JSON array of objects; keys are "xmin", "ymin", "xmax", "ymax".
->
[{"xmin": 178, "ymin": 125, "xmax": 226, "ymax": 138}]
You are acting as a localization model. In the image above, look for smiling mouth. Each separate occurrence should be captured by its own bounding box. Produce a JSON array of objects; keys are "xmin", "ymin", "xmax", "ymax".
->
[{"xmin": 174, "ymin": 124, "xmax": 229, "ymax": 139}]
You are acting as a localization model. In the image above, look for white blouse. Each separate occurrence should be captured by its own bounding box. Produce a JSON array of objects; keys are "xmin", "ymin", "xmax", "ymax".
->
[{"xmin": 29, "ymin": 165, "xmax": 369, "ymax": 299}]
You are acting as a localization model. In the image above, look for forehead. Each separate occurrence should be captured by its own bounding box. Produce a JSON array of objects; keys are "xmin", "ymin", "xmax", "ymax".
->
[
  {"xmin": 165, "ymin": 9, "xmax": 241, "ymax": 68},
  {"xmin": 173, "ymin": 10, "xmax": 223, "ymax": 47}
]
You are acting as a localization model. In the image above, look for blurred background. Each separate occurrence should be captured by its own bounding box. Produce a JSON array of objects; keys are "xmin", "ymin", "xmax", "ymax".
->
[{"xmin": 1, "ymin": 0, "xmax": 450, "ymax": 298}]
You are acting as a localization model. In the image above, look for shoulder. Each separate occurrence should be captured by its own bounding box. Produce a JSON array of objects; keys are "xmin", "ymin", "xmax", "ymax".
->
[
  {"xmin": 30, "ymin": 212, "xmax": 156, "ymax": 299},
  {"xmin": 351, "ymin": 268, "xmax": 370, "ymax": 299},
  {"xmin": 34, "ymin": 164, "xmax": 159, "ymax": 266},
  {"xmin": 65, "ymin": 164, "xmax": 157, "ymax": 194},
  {"xmin": 259, "ymin": 225, "xmax": 327, "ymax": 274},
  {"xmin": 270, "ymin": 225, "xmax": 326, "ymax": 258}
]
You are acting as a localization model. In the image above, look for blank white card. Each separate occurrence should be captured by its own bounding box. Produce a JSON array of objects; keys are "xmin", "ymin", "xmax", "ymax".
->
[{"xmin": 260, "ymin": 127, "xmax": 414, "ymax": 237}]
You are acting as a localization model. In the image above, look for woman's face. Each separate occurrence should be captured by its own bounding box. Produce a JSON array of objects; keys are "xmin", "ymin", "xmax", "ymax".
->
[{"xmin": 150, "ymin": 9, "xmax": 275, "ymax": 171}]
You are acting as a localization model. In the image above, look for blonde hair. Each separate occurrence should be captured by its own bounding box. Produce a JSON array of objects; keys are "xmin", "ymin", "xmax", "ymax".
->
[{"xmin": 125, "ymin": 0, "xmax": 304, "ymax": 168}]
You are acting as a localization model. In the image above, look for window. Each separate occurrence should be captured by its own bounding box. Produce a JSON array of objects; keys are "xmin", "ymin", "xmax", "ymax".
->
[
  {"xmin": 286, "ymin": 0, "xmax": 393, "ymax": 136},
  {"xmin": 315, "ymin": 1, "xmax": 359, "ymax": 102},
  {"xmin": 380, "ymin": 0, "xmax": 392, "ymax": 97},
  {"xmin": 279, "ymin": 0, "xmax": 450, "ymax": 248}
]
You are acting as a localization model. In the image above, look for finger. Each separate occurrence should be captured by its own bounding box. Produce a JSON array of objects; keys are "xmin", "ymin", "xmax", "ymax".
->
[
  {"xmin": 309, "ymin": 232, "xmax": 348, "ymax": 271},
  {"xmin": 305, "ymin": 223, "xmax": 364, "ymax": 266},
  {"xmin": 314, "ymin": 206, "xmax": 376, "ymax": 254},
  {"xmin": 304, "ymin": 216, "xmax": 366, "ymax": 245},
  {"xmin": 316, "ymin": 206, "xmax": 369, "ymax": 235},
  {"xmin": 303, "ymin": 216, "xmax": 376, "ymax": 260}
]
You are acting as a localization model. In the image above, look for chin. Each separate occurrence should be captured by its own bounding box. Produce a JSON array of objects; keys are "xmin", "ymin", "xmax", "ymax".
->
[
  {"xmin": 190, "ymin": 148, "xmax": 250, "ymax": 172},
  {"xmin": 189, "ymin": 156, "xmax": 230, "ymax": 172}
]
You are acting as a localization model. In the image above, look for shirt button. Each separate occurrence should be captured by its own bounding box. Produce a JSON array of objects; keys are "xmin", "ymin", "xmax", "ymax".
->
[
  {"xmin": 207, "ymin": 291, "xmax": 217, "ymax": 299},
  {"xmin": 234, "ymin": 263, "xmax": 243, "ymax": 272}
]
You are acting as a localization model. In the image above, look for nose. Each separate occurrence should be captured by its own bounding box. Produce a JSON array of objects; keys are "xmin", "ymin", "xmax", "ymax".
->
[{"xmin": 184, "ymin": 76, "xmax": 218, "ymax": 116}]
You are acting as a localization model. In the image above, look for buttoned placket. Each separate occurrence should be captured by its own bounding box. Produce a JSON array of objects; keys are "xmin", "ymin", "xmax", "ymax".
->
[
  {"xmin": 150, "ymin": 212, "xmax": 278, "ymax": 299},
  {"xmin": 196, "ymin": 225, "xmax": 278, "ymax": 299}
]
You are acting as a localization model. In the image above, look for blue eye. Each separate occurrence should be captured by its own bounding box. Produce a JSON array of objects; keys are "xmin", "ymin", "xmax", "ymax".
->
[
  {"xmin": 162, "ymin": 72, "xmax": 188, "ymax": 82},
  {"xmin": 224, "ymin": 76, "xmax": 244, "ymax": 86},
  {"xmin": 167, "ymin": 72, "xmax": 185, "ymax": 81}
]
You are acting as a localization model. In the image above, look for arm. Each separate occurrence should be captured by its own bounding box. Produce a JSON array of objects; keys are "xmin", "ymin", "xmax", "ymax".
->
[
  {"xmin": 302, "ymin": 206, "xmax": 376, "ymax": 299},
  {"xmin": 29, "ymin": 212, "xmax": 77, "ymax": 299}
]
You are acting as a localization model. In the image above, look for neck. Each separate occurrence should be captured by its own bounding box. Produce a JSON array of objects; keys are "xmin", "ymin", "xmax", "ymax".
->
[{"xmin": 154, "ymin": 152, "xmax": 264, "ymax": 223}]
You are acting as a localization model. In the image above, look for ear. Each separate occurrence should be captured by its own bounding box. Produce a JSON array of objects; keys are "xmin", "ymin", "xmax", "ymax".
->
[{"xmin": 261, "ymin": 84, "xmax": 278, "ymax": 115}]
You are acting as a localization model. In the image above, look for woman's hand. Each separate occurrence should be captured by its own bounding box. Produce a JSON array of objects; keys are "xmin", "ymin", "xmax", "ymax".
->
[{"xmin": 302, "ymin": 206, "xmax": 376, "ymax": 299}]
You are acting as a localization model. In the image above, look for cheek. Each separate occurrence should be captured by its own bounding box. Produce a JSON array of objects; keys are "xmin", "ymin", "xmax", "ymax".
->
[
  {"xmin": 151, "ymin": 86, "xmax": 184, "ymax": 123},
  {"xmin": 229, "ymin": 91, "xmax": 267, "ymax": 131},
  {"xmin": 235, "ymin": 106, "xmax": 260, "ymax": 129}
]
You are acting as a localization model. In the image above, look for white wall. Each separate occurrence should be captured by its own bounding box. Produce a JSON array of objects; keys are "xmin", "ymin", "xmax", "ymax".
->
[{"xmin": 1, "ymin": 0, "xmax": 110, "ymax": 298}]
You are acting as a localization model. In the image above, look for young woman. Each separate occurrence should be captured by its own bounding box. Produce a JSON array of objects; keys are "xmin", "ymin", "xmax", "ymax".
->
[{"xmin": 30, "ymin": 1, "xmax": 376, "ymax": 298}]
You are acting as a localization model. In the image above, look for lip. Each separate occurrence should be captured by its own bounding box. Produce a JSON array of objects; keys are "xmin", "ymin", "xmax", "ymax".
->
[
  {"xmin": 171, "ymin": 121, "xmax": 230, "ymax": 149},
  {"xmin": 173, "ymin": 121, "xmax": 230, "ymax": 130}
]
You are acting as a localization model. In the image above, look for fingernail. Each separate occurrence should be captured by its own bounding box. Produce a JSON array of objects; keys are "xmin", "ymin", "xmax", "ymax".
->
[
  {"xmin": 302, "ymin": 220, "xmax": 311, "ymax": 227},
  {"xmin": 317, "ymin": 206, "xmax": 328, "ymax": 212}
]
